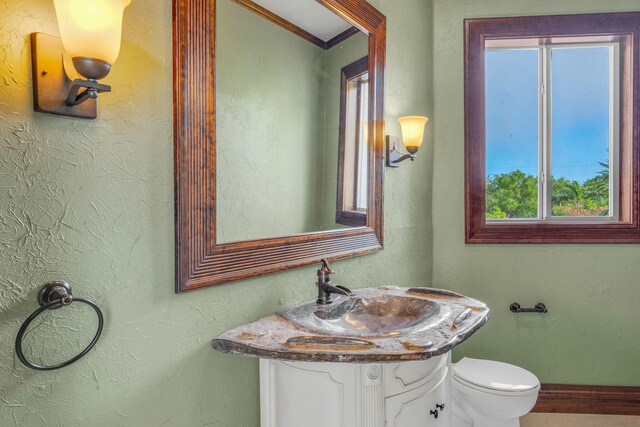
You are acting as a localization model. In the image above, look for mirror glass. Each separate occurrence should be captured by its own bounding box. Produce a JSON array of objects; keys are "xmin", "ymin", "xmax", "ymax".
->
[{"xmin": 216, "ymin": 0, "xmax": 370, "ymax": 243}]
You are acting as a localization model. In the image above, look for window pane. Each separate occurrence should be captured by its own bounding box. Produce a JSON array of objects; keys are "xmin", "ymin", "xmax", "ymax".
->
[
  {"xmin": 485, "ymin": 49, "xmax": 539, "ymax": 219},
  {"xmin": 551, "ymin": 47, "xmax": 611, "ymax": 217},
  {"xmin": 341, "ymin": 73, "xmax": 368, "ymax": 213},
  {"xmin": 355, "ymin": 78, "xmax": 369, "ymax": 211}
]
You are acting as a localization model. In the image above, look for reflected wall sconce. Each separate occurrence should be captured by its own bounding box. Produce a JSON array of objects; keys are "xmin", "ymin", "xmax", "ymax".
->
[
  {"xmin": 31, "ymin": 0, "xmax": 131, "ymax": 119},
  {"xmin": 386, "ymin": 116, "xmax": 429, "ymax": 167}
]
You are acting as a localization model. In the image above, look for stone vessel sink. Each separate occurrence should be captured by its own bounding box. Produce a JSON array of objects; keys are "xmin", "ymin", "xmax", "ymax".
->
[
  {"xmin": 279, "ymin": 288, "xmax": 444, "ymax": 338},
  {"xmin": 212, "ymin": 287, "xmax": 490, "ymax": 363}
]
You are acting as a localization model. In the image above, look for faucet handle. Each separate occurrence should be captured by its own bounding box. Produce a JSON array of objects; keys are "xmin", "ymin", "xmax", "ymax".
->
[
  {"xmin": 322, "ymin": 283, "xmax": 351, "ymax": 297},
  {"xmin": 334, "ymin": 285, "xmax": 352, "ymax": 296},
  {"xmin": 319, "ymin": 258, "xmax": 335, "ymax": 275}
]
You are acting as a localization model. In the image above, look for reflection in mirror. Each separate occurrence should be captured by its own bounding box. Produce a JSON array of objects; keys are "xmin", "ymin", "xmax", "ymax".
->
[
  {"xmin": 216, "ymin": 0, "xmax": 370, "ymax": 243},
  {"xmin": 337, "ymin": 57, "xmax": 369, "ymax": 227}
]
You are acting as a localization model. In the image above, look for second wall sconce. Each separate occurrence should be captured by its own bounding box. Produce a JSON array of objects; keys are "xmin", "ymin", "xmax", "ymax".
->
[
  {"xmin": 31, "ymin": 0, "xmax": 131, "ymax": 119},
  {"xmin": 386, "ymin": 116, "xmax": 429, "ymax": 167}
]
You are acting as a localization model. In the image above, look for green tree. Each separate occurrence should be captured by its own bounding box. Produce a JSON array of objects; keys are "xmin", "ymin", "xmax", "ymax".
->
[
  {"xmin": 486, "ymin": 161, "xmax": 609, "ymax": 219},
  {"xmin": 552, "ymin": 161, "xmax": 608, "ymax": 216},
  {"xmin": 583, "ymin": 161, "xmax": 609, "ymax": 203},
  {"xmin": 552, "ymin": 177, "xmax": 583, "ymax": 206},
  {"xmin": 486, "ymin": 207, "xmax": 508, "ymax": 219},
  {"xmin": 486, "ymin": 170, "xmax": 538, "ymax": 218}
]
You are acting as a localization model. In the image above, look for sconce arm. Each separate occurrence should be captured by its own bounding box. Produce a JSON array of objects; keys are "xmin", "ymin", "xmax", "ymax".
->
[
  {"xmin": 390, "ymin": 153, "xmax": 417, "ymax": 164},
  {"xmin": 386, "ymin": 135, "xmax": 418, "ymax": 167},
  {"xmin": 66, "ymin": 79, "xmax": 111, "ymax": 106}
]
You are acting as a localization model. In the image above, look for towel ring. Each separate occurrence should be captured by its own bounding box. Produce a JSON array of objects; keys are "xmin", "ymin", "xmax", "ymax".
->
[{"xmin": 15, "ymin": 281, "xmax": 104, "ymax": 371}]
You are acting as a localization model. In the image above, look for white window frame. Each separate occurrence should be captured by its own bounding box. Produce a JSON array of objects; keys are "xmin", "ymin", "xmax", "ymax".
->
[{"xmin": 486, "ymin": 40, "xmax": 620, "ymax": 223}]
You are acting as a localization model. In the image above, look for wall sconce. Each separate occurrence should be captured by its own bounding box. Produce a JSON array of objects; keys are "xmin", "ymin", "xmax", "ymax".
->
[
  {"xmin": 31, "ymin": 0, "xmax": 131, "ymax": 119},
  {"xmin": 386, "ymin": 116, "xmax": 429, "ymax": 167}
]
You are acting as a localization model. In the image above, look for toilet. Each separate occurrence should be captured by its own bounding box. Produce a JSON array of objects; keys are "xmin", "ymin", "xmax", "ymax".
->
[{"xmin": 451, "ymin": 357, "xmax": 540, "ymax": 427}]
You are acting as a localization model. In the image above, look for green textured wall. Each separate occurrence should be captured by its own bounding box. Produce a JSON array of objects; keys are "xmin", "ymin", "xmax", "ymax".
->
[
  {"xmin": 431, "ymin": 0, "xmax": 640, "ymax": 386},
  {"xmin": 0, "ymin": 0, "xmax": 433, "ymax": 426}
]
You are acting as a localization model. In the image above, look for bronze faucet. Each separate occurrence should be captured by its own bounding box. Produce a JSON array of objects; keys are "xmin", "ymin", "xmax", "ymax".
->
[{"xmin": 316, "ymin": 259, "xmax": 352, "ymax": 305}]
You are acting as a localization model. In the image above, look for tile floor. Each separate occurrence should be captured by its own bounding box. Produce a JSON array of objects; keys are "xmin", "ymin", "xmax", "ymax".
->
[{"xmin": 522, "ymin": 413, "xmax": 640, "ymax": 426}]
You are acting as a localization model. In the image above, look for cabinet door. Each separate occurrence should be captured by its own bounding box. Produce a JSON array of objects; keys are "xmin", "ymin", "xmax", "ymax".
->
[
  {"xmin": 260, "ymin": 360, "xmax": 358, "ymax": 427},
  {"xmin": 383, "ymin": 355, "xmax": 446, "ymax": 398},
  {"xmin": 384, "ymin": 367, "xmax": 447, "ymax": 427}
]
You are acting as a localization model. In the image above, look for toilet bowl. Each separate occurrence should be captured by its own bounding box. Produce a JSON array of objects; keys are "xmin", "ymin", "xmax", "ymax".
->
[{"xmin": 451, "ymin": 358, "xmax": 540, "ymax": 427}]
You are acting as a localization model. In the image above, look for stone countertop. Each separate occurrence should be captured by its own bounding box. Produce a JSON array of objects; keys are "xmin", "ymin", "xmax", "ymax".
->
[{"xmin": 211, "ymin": 287, "xmax": 490, "ymax": 363}]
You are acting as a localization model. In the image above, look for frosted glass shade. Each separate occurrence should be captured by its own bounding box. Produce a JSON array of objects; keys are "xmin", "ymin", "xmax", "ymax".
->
[
  {"xmin": 399, "ymin": 116, "xmax": 429, "ymax": 152},
  {"xmin": 53, "ymin": 0, "xmax": 131, "ymax": 64}
]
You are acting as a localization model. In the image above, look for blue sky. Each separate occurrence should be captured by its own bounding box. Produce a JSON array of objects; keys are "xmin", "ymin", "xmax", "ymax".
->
[{"xmin": 485, "ymin": 46, "xmax": 610, "ymax": 183}]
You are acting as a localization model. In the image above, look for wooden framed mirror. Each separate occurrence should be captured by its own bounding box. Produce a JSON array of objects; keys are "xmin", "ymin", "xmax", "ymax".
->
[{"xmin": 173, "ymin": 0, "xmax": 386, "ymax": 292}]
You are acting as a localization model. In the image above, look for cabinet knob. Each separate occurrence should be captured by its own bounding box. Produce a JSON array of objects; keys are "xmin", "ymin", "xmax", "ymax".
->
[
  {"xmin": 429, "ymin": 409, "xmax": 438, "ymax": 419},
  {"xmin": 436, "ymin": 403, "xmax": 445, "ymax": 411}
]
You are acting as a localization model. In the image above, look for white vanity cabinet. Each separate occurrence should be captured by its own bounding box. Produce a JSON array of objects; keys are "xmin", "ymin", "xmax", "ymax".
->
[{"xmin": 259, "ymin": 353, "xmax": 451, "ymax": 427}]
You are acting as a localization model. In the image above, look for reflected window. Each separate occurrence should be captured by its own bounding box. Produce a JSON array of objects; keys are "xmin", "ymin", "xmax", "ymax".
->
[{"xmin": 337, "ymin": 56, "xmax": 369, "ymax": 226}]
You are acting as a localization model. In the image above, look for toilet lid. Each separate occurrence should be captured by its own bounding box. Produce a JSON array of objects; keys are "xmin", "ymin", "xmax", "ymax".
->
[{"xmin": 453, "ymin": 358, "xmax": 540, "ymax": 392}]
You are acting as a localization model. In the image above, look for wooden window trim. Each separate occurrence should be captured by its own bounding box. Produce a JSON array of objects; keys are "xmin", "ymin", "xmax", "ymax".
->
[{"xmin": 464, "ymin": 12, "xmax": 640, "ymax": 244}]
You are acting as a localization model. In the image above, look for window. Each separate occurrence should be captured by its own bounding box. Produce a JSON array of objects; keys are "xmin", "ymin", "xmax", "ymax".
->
[
  {"xmin": 486, "ymin": 40, "xmax": 619, "ymax": 221},
  {"xmin": 465, "ymin": 13, "xmax": 640, "ymax": 243}
]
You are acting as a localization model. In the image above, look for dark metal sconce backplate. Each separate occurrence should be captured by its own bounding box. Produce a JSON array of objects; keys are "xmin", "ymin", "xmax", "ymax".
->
[
  {"xmin": 30, "ymin": 33, "xmax": 99, "ymax": 119},
  {"xmin": 386, "ymin": 135, "xmax": 402, "ymax": 167}
]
